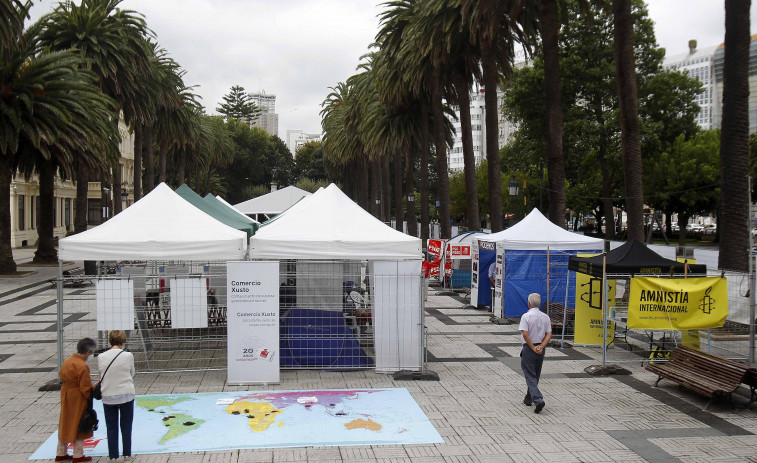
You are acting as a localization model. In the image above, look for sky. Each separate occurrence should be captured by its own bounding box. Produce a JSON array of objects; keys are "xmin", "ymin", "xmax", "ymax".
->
[{"xmin": 27, "ymin": 0, "xmax": 757, "ymax": 141}]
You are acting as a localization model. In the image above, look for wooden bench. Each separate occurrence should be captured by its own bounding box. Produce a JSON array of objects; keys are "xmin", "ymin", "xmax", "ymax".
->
[
  {"xmin": 546, "ymin": 302, "xmax": 574, "ymax": 333},
  {"xmin": 645, "ymin": 345, "xmax": 755, "ymax": 409},
  {"xmin": 49, "ymin": 267, "xmax": 88, "ymax": 288}
]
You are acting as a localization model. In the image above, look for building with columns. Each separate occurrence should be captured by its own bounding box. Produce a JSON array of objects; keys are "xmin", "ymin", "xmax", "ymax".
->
[{"xmin": 9, "ymin": 118, "xmax": 135, "ymax": 248}]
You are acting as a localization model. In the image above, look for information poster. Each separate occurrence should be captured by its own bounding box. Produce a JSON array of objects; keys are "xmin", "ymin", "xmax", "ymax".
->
[
  {"xmin": 227, "ymin": 261, "xmax": 280, "ymax": 385},
  {"xmin": 470, "ymin": 240, "xmax": 480, "ymax": 306},
  {"xmin": 574, "ymin": 253, "xmax": 615, "ymax": 345},
  {"xmin": 96, "ymin": 279, "xmax": 135, "ymax": 331}
]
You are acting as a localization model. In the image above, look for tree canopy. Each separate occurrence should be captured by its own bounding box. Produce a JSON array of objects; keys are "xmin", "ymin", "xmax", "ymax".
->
[{"xmin": 216, "ymin": 84, "xmax": 259, "ymax": 123}]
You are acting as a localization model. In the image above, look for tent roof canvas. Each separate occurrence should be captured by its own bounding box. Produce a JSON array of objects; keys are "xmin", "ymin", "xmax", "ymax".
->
[
  {"xmin": 446, "ymin": 231, "xmax": 488, "ymax": 246},
  {"xmin": 204, "ymin": 193, "xmax": 260, "ymax": 233},
  {"xmin": 216, "ymin": 195, "xmax": 261, "ymax": 225},
  {"xmin": 567, "ymin": 239, "xmax": 707, "ymax": 277},
  {"xmin": 479, "ymin": 208, "xmax": 604, "ymax": 250},
  {"xmin": 234, "ymin": 185, "xmax": 311, "ymax": 215},
  {"xmin": 175, "ymin": 184, "xmax": 255, "ymax": 238},
  {"xmin": 249, "ymin": 183, "xmax": 422, "ymax": 260},
  {"xmin": 59, "ymin": 183, "xmax": 247, "ymax": 261}
]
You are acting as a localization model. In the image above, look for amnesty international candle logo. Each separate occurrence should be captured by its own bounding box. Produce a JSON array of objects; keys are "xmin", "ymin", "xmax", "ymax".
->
[
  {"xmin": 699, "ymin": 286, "xmax": 715, "ymax": 314},
  {"xmin": 628, "ymin": 276, "xmax": 727, "ymax": 330}
]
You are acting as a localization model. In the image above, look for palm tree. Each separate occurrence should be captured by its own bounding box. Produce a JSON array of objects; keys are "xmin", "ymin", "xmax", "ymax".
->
[
  {"xmin": 718, "ymin": 0, "xmax": 751, "ymax": 271},
  {"xmin": 0, "ymin": 0, "xmax": 25, "ymax": 55},
  {"xmin": 461, "ymin": 0, "xmax": 514, "ymax": 232},
  {"xmin": 140, "ymin": 41, "xmax": 185, "ymax": 194},
  {"xmin": 410, "ymin": 0, "xmax": 483, "ymax": 232},
  {"xmin": 379, "ymin": 0, "xmax": 455, "ymax": 238},
  {"xmin": 1, "ymin": 17, "xmax": 119, "ymax": 267},
  {"xmin": 40, "ymin": 0, "xmax": 152, "ymax": 226},
  {"xmin": 613, "ymin": 0, "xmax": 644, "ymax": 241},
  {"xmin": 536, "ymin": 0, "xmax": 567, "ymax": 227}
]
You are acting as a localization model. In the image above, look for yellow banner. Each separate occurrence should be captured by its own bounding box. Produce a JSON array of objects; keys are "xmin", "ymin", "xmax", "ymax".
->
[
  {"xmin": 628, "ymin": 276, "xmax": 727, "ymax": 330},
  {"xmin": 574, "ymin": 253, "xmax": 615, "ymax": 345}
]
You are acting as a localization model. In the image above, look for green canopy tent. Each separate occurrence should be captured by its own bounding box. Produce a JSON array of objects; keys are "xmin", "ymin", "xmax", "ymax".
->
[
  {"xmin": 204, "ymin": 193, "xmax": 260, "ymax": 235},
  {"xmin": 175, "ymin": 184, "xmax": 256, "ymax": 239}
]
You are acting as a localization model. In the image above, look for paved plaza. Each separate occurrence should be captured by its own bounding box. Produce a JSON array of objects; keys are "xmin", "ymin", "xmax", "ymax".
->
[{"xmin": 1, "ymin": 249, "xmax": 756, "ymax": 462}]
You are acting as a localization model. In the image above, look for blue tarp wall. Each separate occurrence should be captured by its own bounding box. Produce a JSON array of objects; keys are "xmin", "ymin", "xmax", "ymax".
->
[
  {"xmin": 503, "ymin": 249, "xmax": 600, "ymax": 317},
  {"xmin": 475, "ymin": 248, "xmax": 496, "ymax": 307},
  {"xmin": 279, "ymin": 308, "xmax": 373, "ymax": 368},
  {"xmin": 450, "ymin": 270, "xmax": 472, "ymax": 288}
]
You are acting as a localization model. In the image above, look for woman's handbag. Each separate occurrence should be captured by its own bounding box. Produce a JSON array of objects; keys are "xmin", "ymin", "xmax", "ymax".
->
[
  {"xmin": 78, "ymin": 398, "xmax": 98, "ymax": 433},
  {"xmin": 92, "ymin": 350, "xmax": 123, "ymax": 400}
]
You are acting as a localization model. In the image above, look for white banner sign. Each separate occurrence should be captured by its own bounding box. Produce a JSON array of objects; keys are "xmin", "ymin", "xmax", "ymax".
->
[
  {"xmin": 170, "ymin": 278, "xmax": 208, "ymax": 329},
  {"xmin": 96, "ymin": 279, "xmax": 135, "ymax": 331},
  {"xmin": 226, "ymin": 261, "xmax": 280, "ymax": 385}
]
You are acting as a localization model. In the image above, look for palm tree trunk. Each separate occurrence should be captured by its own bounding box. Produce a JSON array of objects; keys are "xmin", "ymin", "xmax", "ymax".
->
[
  {"xmin": 0, "ymin": 156, "xmax": 17, "ymax": 273},
  {"xmin": 613, "ymin": 0, "xmax": 644, "ymax": 241},
  {"xmin": 178, "ymin": 146, "xmax": 186, "ymax": 185},
  {"xmin": 455, "ymin": 74, "xmax": 480, "ymax": 231},
  {"xmin": 113, "ymin": 160, "xmax": 122, "ymax": 214},
  {"xmin": 420, "ymin": 101, "xmax": 430, "ymax": 241},
  {"xmin": 33, "ymin": 160, "xmax": 57, "ymax": 264},
  {"xmin": 599, "ymin": 135, "xmax": 616, "ymax": 241},
  {"xmin": 394, "ymin": 149, "xmax": 403, "ymax": 232},
  {"xmin": 382, "ymin": 155, "xmax": 391, "ymax": 222},
  {"xmin": 678, "ymin": 212, "xmax": 690, "ymax": 247},
  {"xmin": 359, "ymin": 156, "xmax": 370, "ymax": 210},
  {"xmin": 133, "ymin": 124, "xmax": 143, "ymax": 201},
  {"xmin": 74, "ymin": 162, "xmax": 89, "ymax": 234},
  {"xmin": 144, "ymin": 124, "xmax": 154, "ymax": 193},
  {"xmin": 430, "ymin": 68, "xmax": 451, "ymax": 238},
  {"xmin": 718, "ymin": 0, "xmax": 751, "ymax": 272},
  {"xmin": 405, "ymin": 144, "xmax": 417, "ymax": 237},
  {"xmin": 371, "ymin": 157, "xmax": 380, "ymax": 218},
  {"xmin": 538, "ymin": 0, "xmax": 567, "ymax": 228},
  {"xmin": 481, "ymin": 39, "xmax": 503, "ymax": 233},
  {"xmin": 158, "ymin": 136, "xmax": 168, "ymax": 184}
]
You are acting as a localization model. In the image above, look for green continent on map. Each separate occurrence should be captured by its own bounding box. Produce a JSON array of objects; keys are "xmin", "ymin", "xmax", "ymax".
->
[
  {"xmin": 226, "ymin": 401, "xmax": 283, "ymax": 432},
  {"xmin": 158, "ymin": 413, "xmax": 205, "ymax": 444},
  {"xmin": 136, "ymin": 396, "xmax": 193, "ymax": 410}
]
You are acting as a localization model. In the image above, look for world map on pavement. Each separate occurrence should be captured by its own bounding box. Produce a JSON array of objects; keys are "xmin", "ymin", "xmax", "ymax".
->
[{"xmin": 31, "ymin": 388, "xmax": 443, "ymax": 459}]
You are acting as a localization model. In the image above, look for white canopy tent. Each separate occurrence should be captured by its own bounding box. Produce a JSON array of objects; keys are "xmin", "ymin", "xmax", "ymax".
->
[
  {"xmin": 59, "ymin": 183, "xmax": 248, "ymax": 261},
  {"xmin": 249, "ymin": 183, "xmax": 421, "ymax": 260},
  {"xmin": 233, "ymin": 185, "xmax": 311, "ymax": 221},
  {"xmin": 249, "ymin": 183, "xmax": 423, "ymax": 373},
  {"xmin": 479, "ymin": 208, "xmax": 604, "ymax": 249},
  {"xmin": 471, "ymin": 209, "xmax": 604, "ymax": 317}
]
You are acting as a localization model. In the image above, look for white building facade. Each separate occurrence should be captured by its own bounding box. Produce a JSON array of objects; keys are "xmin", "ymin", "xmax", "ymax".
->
[
  {"xmin": 448, "ymin": 87, "xmax": 514, "ymax": 172},
  {"xmin": 663, "ymin": 40, "xmax": 718, "ymax": 130},
  {"xmin": 287, "ymin": 130, "xmax": 322, "ymax": 156},
  {"xmin": 248, "ymin": 91, "xmax": 279, "ymax": 137},
  {"xmin": 663, "ymin": 37, "xmax": 757, "ymax": 133}
]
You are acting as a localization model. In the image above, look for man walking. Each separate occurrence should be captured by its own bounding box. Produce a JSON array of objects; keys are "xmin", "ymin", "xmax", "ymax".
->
[{"xmin": 519, "ymin": 293, "xmax": 552, "ymax": 413}]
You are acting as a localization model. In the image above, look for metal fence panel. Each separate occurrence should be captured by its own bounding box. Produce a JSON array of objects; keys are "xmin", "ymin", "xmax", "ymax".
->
[{"xmin": 57, "ymin": 260, "xmax": 424, "ymax": 375}]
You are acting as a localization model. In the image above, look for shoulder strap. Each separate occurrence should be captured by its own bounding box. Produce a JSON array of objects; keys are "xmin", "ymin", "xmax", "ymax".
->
[{"xmin": 100, "ymin": 350, "xmax": 124, "ymax": 383}]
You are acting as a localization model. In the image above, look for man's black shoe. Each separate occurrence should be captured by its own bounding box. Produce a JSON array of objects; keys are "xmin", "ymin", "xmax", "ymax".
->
[
  {"xmin": 523, "ymin": 397, "xmax": 532, "ymax": 406},
  {"xmin": 534, "ymin": 401, "xmax": 545, "ymax": 414}
]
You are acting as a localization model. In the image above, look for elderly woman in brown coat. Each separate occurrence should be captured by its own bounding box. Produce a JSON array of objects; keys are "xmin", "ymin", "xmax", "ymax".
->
[{"xmin": 56, "ymin": 337, "xmax": 96, "ymax": 462}]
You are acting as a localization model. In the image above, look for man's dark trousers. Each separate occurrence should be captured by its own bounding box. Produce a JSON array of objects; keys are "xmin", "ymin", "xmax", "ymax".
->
[{"xmin": 521, "ymin": 345, "xmax": 546, "ymax": 404}]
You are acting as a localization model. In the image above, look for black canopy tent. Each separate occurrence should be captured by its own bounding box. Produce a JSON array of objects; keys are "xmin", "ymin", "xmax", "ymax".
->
[
  {"xmin": 568, "ymin": 239, "xmax": 707, "ymax": 277},
  {"xmin": 567, "ymin": 239, "xmax": 707, "ymax": 368}
]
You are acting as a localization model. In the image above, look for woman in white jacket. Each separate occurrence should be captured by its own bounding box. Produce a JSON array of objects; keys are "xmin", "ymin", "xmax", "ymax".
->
[{"xmin": 97, "ymin": 330, "xmax": 136, "ymax": 461}]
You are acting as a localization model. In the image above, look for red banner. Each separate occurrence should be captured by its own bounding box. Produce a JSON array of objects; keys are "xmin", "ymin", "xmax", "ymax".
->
[{"xmin": 449, "ymin": 245, "xmax": 471, "ymax": 258}]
